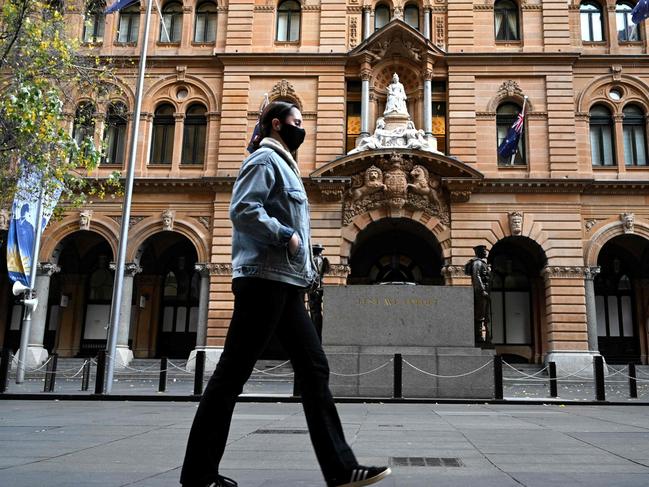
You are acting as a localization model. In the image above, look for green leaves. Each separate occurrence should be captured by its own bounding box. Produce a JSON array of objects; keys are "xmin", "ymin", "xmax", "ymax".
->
[{"xmin": 1, "ymin": 0, "xmax": 120, "ymax": 211}]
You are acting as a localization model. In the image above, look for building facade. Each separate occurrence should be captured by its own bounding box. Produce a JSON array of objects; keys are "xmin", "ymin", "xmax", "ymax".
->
[{"xmin": 1, "ymin": 0, "xmax": 649, "ymax": 370}]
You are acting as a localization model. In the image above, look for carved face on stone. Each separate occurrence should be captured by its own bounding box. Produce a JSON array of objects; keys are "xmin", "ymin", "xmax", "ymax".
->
[
  {"xmin": 79, "ymin": 210, "xmax": 92, "ymax": 231},
  {"xmin": 392, "ymin": 73, "xmax": 399, "ymax": 84},
  {"xmin": 162, "ymin": 210, "xmax": 174, "ymax": 231},
  {"xmin": 366, "ymin": 166, "xmax": 382, "ymax": 184},
  {"xmin": 509, "ymin": 212, "xmax": 523, "ymax": 236},
  {"xmin": 0, "ymin": 209, "xmax": 8, "ymax": 230},
  {"xmin": 411, "ymin": 165, "xmax": 428, "ymax": 181},
  {"xmin": 621, "ymin": 212, "xmax": 634, "ymax": 233}
]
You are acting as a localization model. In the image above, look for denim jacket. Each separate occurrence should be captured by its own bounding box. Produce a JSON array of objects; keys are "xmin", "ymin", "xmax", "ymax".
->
[{"xmin": 229, "ymin": 137, "xmax": 316, "ymax": 287}]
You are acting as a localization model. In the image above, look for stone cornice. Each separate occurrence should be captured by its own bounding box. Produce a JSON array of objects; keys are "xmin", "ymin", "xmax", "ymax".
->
[
  {"xmin": 326, "ymin": 264, "xmax": 350, "ymax": 278},
  {"xmin": 347, "ymin": 6, "xmax": 363, "ymax": 13},
  {"xmin": 254, "ymin": 5, "xmax": 275, "ymax": 11},
  {"xmin": 207, "ymin": 263, "xmax": 233, "ymax": 275},
  {"xmin": 542, "ymin": 266, "xmax": 592, "ymax": 279},
  {"xmin": 217, "ymin": 53, "xmax": 347, "ymax": 66},
  {"xmin": 441, "ymin": 265, "xmax": 466, "ymax": 279},
  {"xmin": 37, "ymin": 263, "xmax": 61, "ymax": 276},
  {"xmin": 477, "ymin": 178, "xmax": 649, "ymax": 195}
]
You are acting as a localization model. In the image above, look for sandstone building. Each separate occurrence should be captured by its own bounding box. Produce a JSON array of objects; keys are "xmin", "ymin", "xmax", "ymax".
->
[{"xmin": 1, "ymin": 0, "xmax": 648, "ymax": 372}]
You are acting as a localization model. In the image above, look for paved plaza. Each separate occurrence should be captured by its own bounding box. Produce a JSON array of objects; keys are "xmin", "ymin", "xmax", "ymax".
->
[{"xmin": 1, "ymin": 400, "xmax": 649, "ymax": 487}]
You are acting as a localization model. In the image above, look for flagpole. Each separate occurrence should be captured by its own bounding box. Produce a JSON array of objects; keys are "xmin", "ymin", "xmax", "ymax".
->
[
  {"xmin": 104, "ymin": 0, "xmax": 154, "ymax": 394},
  {"xmin": 15, "ymin": 186, "xmax": 45, "ymax": 384},
  {"xmin": 509, "ymin": 95, "xmax": 528, "ymax": 166}
]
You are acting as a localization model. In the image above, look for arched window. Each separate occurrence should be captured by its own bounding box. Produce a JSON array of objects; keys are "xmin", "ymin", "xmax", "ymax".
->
[
  {"xmin": 494, "ymin": 0, "xmax": 519, "ymax": 41},
  {"xmin": 150, "ymin": 104, "xmax": 175, "ymax": 164},
  {"xmin": 103, "ymin": 102, "xmax": 128, "ymax": 165},
  {"xmin": 117, "ymin": 2, "xmax": 140, "ymax": 43},
  {"xmin": 194, "ymin": 2, "xmax": 217, "ymax": 43},
  {"xmin": 72, "ymin": 102, "xmax": 96, "ymax": 150},
  {"xmin": 404, "ymin": 4, "xmax": 419, "ymax": 30},
  {"xmin": 580, "ymin": 1, "xmax": 605, "ymax": 42},
  {"xmin": 181, "ymin": 104, "xmax": 207, "ymax": 165},
  {"xmin": 276, "ymin": 0, "xmax": 301, "ymax": 42},
  {"xmin": 623, "ymin": 104, "xmax": 647, "ymax": 166},
  {"xmin": 160, "ymin": 1, "xmax": 183, "ymax": 43},
  {"xmin": 590, "ymin": 104, "xmax": 615, "ymax": 166},
  {"xmin": 616, "ymin": 2, "xmax": 641, "ymax": 42},
  {"xmin": 374, "ymin": 4, "xmax": 390, "ymax": 31},
  {"xmin": 82, "ymin": 0, "xmax": 106, "ymax": 43},
  {"xmin": 496, "ymin": 102, "xmax": 526, "ymax": 165}
]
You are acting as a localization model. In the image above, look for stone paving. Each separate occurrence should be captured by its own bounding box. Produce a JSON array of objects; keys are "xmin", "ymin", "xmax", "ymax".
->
[{"xmin": 1, "ymin": 400, "xmax": 649, "ymax": 486}]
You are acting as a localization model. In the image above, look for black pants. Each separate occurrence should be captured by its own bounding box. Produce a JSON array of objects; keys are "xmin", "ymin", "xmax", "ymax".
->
[{"xmin": 180, "ymin": 277, "xmax": 358, "ymax": 486}]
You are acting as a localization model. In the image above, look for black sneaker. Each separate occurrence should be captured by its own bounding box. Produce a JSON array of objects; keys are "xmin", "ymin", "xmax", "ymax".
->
[
  {"xmin": 207, "ymin": 475, "xmax": 238, "ymax": 487},
  {"xmin": 331, "ymin": 465, "xmax": 392, "ymax": 486}
]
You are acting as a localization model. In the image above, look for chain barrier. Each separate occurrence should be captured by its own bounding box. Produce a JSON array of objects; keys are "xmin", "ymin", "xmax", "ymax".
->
[
  {"xmin": 555, "ymin": 363, "xmax": 595, "ymax": 381},
  {"xmin": 10, "ymin": 355, "xmax": 54, "ymax": 373},
  {"xmin": 402, "ymin": 358, "xmax": 492, "ymax": 379},
  {"xmin": 166, "ymin": 359, "xmax": 194, "ymax": 375},
  {"xmin": 330, "ymin": 358, "xmax": 394, "ymax": 377},
  {"xmin": 501, "ymin": 361, "xmax": 549, "ymax": 381}
]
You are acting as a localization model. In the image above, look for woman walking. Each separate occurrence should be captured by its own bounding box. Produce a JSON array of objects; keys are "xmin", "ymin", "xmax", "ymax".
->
[{"xmin": 180, "ymin": 101, "xmax": 391, "ymax": 487}]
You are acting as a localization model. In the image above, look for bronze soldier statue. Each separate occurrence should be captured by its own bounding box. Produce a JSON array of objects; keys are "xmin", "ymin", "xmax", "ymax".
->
[
  {"xmin": 465, "ymin": 245, "xmax": 492, "ymax": 344},
  {"xmin": 308, "ymin": 244, "xmax": 330, "ymax": 341}
]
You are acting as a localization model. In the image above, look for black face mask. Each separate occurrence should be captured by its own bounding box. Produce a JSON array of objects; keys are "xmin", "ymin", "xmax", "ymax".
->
[{"xmin": 279, "ymin": 123, "xmax": 306, "ymax": 152}]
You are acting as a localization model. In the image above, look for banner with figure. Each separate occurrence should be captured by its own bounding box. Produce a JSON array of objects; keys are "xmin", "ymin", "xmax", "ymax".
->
[{"xmin": 6, "ymin": 164, "xmax": 62, "ymax": 286}]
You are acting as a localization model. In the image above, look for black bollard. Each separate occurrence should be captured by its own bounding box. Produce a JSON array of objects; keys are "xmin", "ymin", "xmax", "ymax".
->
[
  {"xmin": 0, "ymin": 348, "xmax": 10, "ymax": 393},
  {"xmin": 393, "ymin": 353, "xmax": 402, "ymax": 399},
  {"xmin": 81, "ymin": 360, "xmax": 91, "ymax": 391},
  {"xmin": 44, "ymin": 353, "xmax": 58, "ymax": 393},
  {"xmin": 628, "ymin": 363, "xmax": 638, "ymax": 399},
  {"xmin": 549, "ymin": 361, "xmax": 558, "ymax": 398},
  {"xmin": 94, "ymin": 351, "xmax": 106, "ymax": 395},
  {"xmin": 159, "ymin": 357, "xmax": 167, "ymax": 393},
  {"xmin": 594, "ymin": 355, "xmax": 606, "ymax": 402},
  {"xmin": 193, "ymin": 351, "xmax": 205, "ymax": 396},
  {"xmin": 493, "ymin": 355, "xmax": 503, "ymax": 400}
]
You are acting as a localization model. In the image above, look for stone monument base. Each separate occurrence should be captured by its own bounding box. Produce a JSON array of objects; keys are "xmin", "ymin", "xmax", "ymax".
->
[
  {"xmin": 323, "ymin": 285, "xmax": 495, "ymax": 399},
  {"xmin": 383, "ymin": 112, "xmax": 410, "ymax": 131},
  {"xmin": 186, "ymin": 346, "xmax": 223, "ymax": 372},
  {"xmin": 545, "ymin": 351, "xmax": 607, "ymax": 378},
  {"xmin": 12, "ymin": 346, "xmax": 49, "ymax": 369},
  {"xmin": 325, "ymin": 345, "xmax": 494, "ymax": 398}
]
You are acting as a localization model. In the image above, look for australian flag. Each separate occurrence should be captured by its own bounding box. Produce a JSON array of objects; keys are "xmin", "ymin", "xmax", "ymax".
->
[
  {"xmin": 498, "ymin": 111, "xmax": 525, "ymax": 159},
  {"xmin": 632, "ymin": 0, "xmax": 649, "ymax": 24},
  {"xmin": 105, "ymin": 0, "xmax": 139, "ymax": 14}
]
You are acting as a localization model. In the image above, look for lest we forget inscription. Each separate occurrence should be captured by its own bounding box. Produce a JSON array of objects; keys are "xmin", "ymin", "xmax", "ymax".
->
[
  {"xmin": 323, "ymin": 285, "xmax": 474, "ymax": 347},
  {"xmin": 322, "ymin": 285, "xmax": 494, "ymax": 398}
]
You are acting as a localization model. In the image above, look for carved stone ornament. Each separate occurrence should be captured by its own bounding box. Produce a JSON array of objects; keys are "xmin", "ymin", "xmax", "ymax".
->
[
  {"xmin": 0, "ymin": 208, "xmax": 9, "ymax": 230},
  {"xmin": 621, "ymin": 212, "xmax": 634, "ymax": 234},
  {"xmin": 508, "ymin": 211, "xmax": 523, "ymax": 236},
  {"xmin": 207, "ymin": 263, "xmax": 233, "ymax": 275},
  {"xmin": 37, "ymin": 262, "xmax": 61, "ymax": 276},
  {"xmin": 162, "ymin": 209, "xmax": 175, "ymax": 231},
  {"xmin": 270, "ymin": 80, "xmax": 301, "ymax": 107},
  {"xmin": 498, "ymin": 80, "xmax": 525, "ymax": 99},
  {"xmin": 79, "ymin": 210, "xmax": 92, "ymax": 231},
  {"xmin": 343, "ymin": 152, "xmax": 449, "ymax": 226},
  {"xmin": 441, "ymin": 265, "xmax": 468, "ymax": 279},
  {"xmin": 585, "ymin": 219, "xmax": 597, "ymax": 232},
  {"xmin": 326, "ymin": 264, "xmax": 351, "ymax": 278}
]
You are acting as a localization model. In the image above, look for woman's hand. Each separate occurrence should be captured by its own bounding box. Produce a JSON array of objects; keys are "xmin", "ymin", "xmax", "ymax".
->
[{"xmin": 288, "ymin": 232, "xmax": 300, "ymax": 256}]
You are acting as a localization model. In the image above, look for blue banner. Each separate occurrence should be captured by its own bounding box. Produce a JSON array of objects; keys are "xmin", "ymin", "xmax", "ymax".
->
[{"xmin": 6, "ymin": 165, "xmax": 62, "ymax": 286}]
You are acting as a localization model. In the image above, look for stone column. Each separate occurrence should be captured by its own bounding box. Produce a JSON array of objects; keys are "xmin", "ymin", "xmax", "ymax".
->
[
  {"xmin": 112, "ymin": 263, "xmax": 141, "ymax": 368},
  {"xmin": 542, "ymin": 266, "xmax": 604, "ymax": 377},
  {"xmin": 24, "ymin": 263, "xmax": 60, "ymax": 367},
  {"xmin": 360, "ymin": 66, "xmax": 371, "ymax": 138},
  {"xmin": 362, "ymin": 7, "xmax": 371, "ymax": 40},
  {"xmin": 423, "ymin": 8, "xmax": 431, "ymax": 40},
  {"xmin": 423, "ymin": 71, "xmax": 433, "ymax": 138},
  {"xmin": 584, "ymin": 266, "xmax": 601, "ymax": 352}
]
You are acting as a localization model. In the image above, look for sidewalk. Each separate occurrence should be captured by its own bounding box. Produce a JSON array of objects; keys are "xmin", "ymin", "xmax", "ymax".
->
[{"xmin": 1, "ymin": 400, "xmax": 649, "ymax": 486}]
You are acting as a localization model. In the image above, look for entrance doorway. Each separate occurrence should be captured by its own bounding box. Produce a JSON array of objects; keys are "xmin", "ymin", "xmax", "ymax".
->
[
  {"xmin": 348, "ymin": 218, "xmax": 443, "ymax": 285},
  {"xmin": 595, "ymin": 235, "xmax": 648, "ymax": 363}
]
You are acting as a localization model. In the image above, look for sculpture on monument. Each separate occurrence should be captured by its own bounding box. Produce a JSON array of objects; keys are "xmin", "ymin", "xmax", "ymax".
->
[
  {"xmin": 348, "ymin": 73, "xmax": 438, "ymax": 154},
  {"xmin": 308, "ymin": 244, "xmax": 330, "ymax": 341},
  {"xmin": 384, "ymin": 73, "xmax": 408, "ymax": 115},
  {"xmin": 465, "ymin": 245, "xmax": 492, "ymax": 344}
]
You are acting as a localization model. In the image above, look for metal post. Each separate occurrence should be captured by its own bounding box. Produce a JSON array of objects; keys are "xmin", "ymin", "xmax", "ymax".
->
[
  {"xmin": 81, "ymin": 360, "xmax": 91, "ymax": 391},
  {"xmin": 94, "ymin": 350, "xmax": 106, "ymax": 395},
  {"xmin": 594, "ymin": 355, "xmax": 606, "ymax": 402},
  {"xmin": 393, "ymin": 353, "xmax": 402, "ymax": 399},
  {"xmin": 0, "ymin": 348, "xmax": 10, "ymax": 393},
  {"xmin": 104, "ymin": 0, "xmax": 154, "ymax": 394},
  {"xmin": 494, "ymin": 355, "xmax": 503, "ymax": 400},
  {"xmin": 158, "ymin": 357, "xmax": 167, "ymax": 393},
  {"xmin": 193, "ymin": 350, "xmax": 205, "ymax": 396},
  {"xmin": 628, "ymin": 363, "xmax": 638, "ymax": 399},
  {"xmin": 549, "ymin": 361, "xmax": 558, "ymax": 398},
  {"xmin": 44, "ymin": 353, "xmax": 58, "ymax": 393},
  {"xmin": 16, "ymin": 186, "xmax": 45, "ymax": 384}
]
